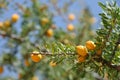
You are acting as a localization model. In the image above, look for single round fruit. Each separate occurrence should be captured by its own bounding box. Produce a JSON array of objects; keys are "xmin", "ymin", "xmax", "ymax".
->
[
  {"xmin": 86, "ymin": 40, "xmax": 96, "ymax": 50},
  {"xmin": 78, "ymin": 56, "xmax": 86, "ymax": 63},
  {"xmin": 0, "ymin": 66, "xmax": 4, "ymax": 74},
  {"xmin": 31, "ymin": 51, "xmax": 42, "ymax": 62},
  {"xmin": 68, "ymin": 13, "xmax": 75, "ymax": 21},
  {"xmin": 49, "ymin": 61, "xmax": 57, "ymax": 67},
  {"xmin": 11, "ymin": 13, "xmax": 19, "ymax": 22},
  {"xmin": 4, "ymin": 20, "xmax": 11, "ymax": 27},
  {"xmin": 41, "ymin": 18, "xmax": 49, "ymax": 25},
  {"xmin": 0, "ymin": 22, "xmax": 3, "ymax": 28},
  {"xmin": 89, "ymin": 17, "xmax": 96, "ymax": 24},
  {"xmin": 76, "ymin": 45, "xmax": 88, "ymax": 56},
  {"xmin": 46, "ymin": 29, "xmax": 53, "ymax": 37},
  {"xmin": 67, "ymin": 24, "xmax": 74, "ymax": 31}
]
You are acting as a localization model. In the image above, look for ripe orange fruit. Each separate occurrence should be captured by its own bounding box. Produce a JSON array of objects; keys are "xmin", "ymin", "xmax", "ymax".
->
[
  {"xmin": 68, "ymin": 13, "xmax": 75, "ymax": 21},
  {"xmin": 86, "ymin": 40, "xmax": 96, "ymax": 50},
  {"xmin": 31, "ymin": 51, "xmax": 43, "ymax": 62},
  {"xmin": 0, "ymin": 22, "xmax": 3, "ymax": 28},
  {"xmin": 4, "ymin": 20, "xmax": 11, "ymax": 27},
  {"xmin": 49, "ymin": 61, "xmax": 57, "ymax": 67},
  {"xmin": 46, "ymin": 29, "xmax": 53, "ymax": 37},
  {"xmin": 0, "ymin": 66, "xmax": 4, "ymax": 74},
  {"xmin": 76, "ymin": 45, "xmax": 88, "ymax": 56},
  {"xmin": 78, "ymin": 56, "xmax": 86, "ymax": 63},
  {"xmin": 41, "ymin": 18, "xmax": 49, "ymax": 25},
  {"xmin": 24, "ymin": 59, "xmax": 30, "ymax": 66},
  {"xmin": 67, "ymin": 24, "xmax": 74, "ymax": 31},
  {"xmin": 11, "ymin": 13, "xmax": 19, "ymax": 22}
]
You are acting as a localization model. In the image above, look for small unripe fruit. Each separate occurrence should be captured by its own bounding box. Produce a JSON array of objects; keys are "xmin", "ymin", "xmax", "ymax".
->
[
  {"xmin": 76, "ymin": 45, "xmax": 88, "ymax": 56},
  {"xmin": 68, "ymin": 13, "xmax": 75, "ymax": 21},
  {"xmin": 96, "ymin": 49, "xmax": 102, "ymax": 56},
  {"xmin": 0, "ymin": 66, "xmax": 4, "ymax": 74},
  {"xmin": 67, "ymin": 24, "xmax": 74, "ymax": 31},
  {"xmin": 31, "ymin": 51, "xmax": 43, "ymax": 62},
  {"xmin": 4, "ymin": 20, "xmax": 11, "ymax": 27},
  {"xmin": 89, "ymin": 17, "xmax": 96, "ymax": 24},
  {"xmin": 118, "ymin": 44, "xmax": 120, "ymax": 49},
  {"xmin": 63, "ymin": 39, "xmax": 69, "ymax": 44},
  {"xmin": 86, "ymin": 40, "xmax": 96, "ymax": 50},
  {"xmin": 0, "ymin": 22, "xmax": 3, "ymax": 28},
  {"xmin": 24, "ymin": 59, "xmax": 30, "ymax": 66},
  {"xmin": 11, "ymin": 14, "xmax": 19, "ymax": 22},
  {"xmin": 49, "ymin": 61, "xmax": 57, "ymax": 67},
  {"xmin": 46, "ymin": 29, "xmax": 53, "ymax": 37},
  {"xmin": 41, "ymin": 18, "xmax": 49, "ymax": 25},
  {"xmin": 40, "ymin": 5, "xmax": 48, "ymax": 12},
  {"xmin": 78, "ymin": 56, "xmax": 86, "ymax": 62}
]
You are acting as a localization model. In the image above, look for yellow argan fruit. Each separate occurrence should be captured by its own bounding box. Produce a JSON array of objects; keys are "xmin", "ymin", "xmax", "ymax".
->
[
  {"xmin": 68, "ymin": 13, "xmax": 75, "ymax": 21},
  {"xmin": 118, "ymin": 44, "xmax": 120, "ymax": 49},
  {"xmin": 89, "ymin": 17, "xmax": 96, "ymax": 24},
  {"xmin": 63, "ymin": 39, "xmax": 69, "ymax": 44},
  {"xmin": 78, "ymin": 56, "xmax": 86, "ymax": 63},
  {"xmin": 49, "ymin": 61, "xmax": 57, "ymax": 67},
  {"xmin": 41, "ymin": 18, "xmax": 49, "ymax": 25},
  {"xmin": 32, "ymin": 76, "xmax": 39, "ymax": 80},
  {"xmin": 4, "ymin": 20, "xmax": 11, "ymax": 27},
  {"xmin": 86, "ymin": 40, "xmax": 96, "ymax": 50},
  {"xmin": 76, "ymin": 45, "xmax": 88, "ymax": 56},
  {"xmin": 0, "ymin": 66, "xmax": 4, "ymax": 74},
  {"xmin": 11, "ymin": 13, "xmax": 19, "ymax": 22},
  {"xmin": 46, "ymin": 29, "xmax": 53, "ymax": 37},
  {"xmin": 24, "ymin": 59, "xmax": 30, "ymax": 66},
  {"xmin": 0, "ymin": 22, "xmax": 3, "ymax": 28},
  {"xmin": 31, "ymin": 51, "xmax": 42, "ymax": 62},
  {"xmin": 96, "ymin": 49, "xmax": 102, "ymax": 56},
  {"xmin": 67, "ymin": 24, "xmax": 74, "ymax": 31}
]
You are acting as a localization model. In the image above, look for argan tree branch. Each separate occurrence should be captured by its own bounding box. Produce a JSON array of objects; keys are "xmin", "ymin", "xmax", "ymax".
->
[{"xmin": 110, "ymin": 34, "xmax": 120, "ymax": 62}]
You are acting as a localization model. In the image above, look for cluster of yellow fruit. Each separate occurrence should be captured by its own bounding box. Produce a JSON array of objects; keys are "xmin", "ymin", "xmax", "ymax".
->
[
  {"xmin": 76, "ymin": 40, "xmax": 96, "ymax": 62},
  {"xmin": 0, "ymin": 13, "xmax": 19, "ymax": 29}
]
